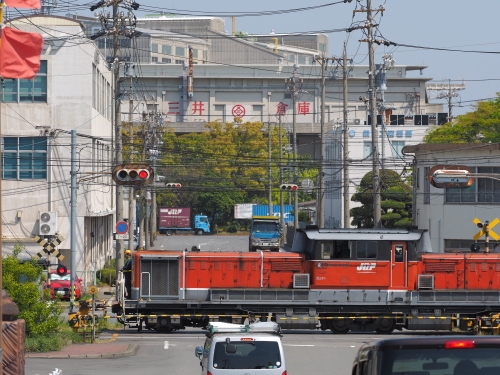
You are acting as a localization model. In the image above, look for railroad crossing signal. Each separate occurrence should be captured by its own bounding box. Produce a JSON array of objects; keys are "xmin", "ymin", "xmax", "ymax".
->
[
  {"xmin": 34, "ymin": 235, "xmax": 65, "ymax": 260},
  {"xmin": 166, "ymin": 183, "xmax": 182, "ymax": 188},
  {"xmin": 473, "ymin": 218, "xmax": 500, "ymax": 241}
]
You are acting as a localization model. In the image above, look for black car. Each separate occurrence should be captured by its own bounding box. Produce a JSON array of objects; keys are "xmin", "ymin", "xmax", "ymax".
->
[{"xmin": 352, "ymin": 336, "xmax": 500, "ymax": 375}]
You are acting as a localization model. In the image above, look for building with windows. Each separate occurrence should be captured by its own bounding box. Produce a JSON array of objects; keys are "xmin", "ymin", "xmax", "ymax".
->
[
  {"xmin": 403, "ymin": 143, "xmax": 500, "ymax": 253},
  {"xmin": 1, "ymin": 15, "xmax": 114, "ymax": 283}
]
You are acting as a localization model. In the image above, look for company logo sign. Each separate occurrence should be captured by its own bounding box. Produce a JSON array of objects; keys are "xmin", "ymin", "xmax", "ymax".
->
[{"xmin": 356, "ymin": 263, "xmax": 376, "ymax": 271}]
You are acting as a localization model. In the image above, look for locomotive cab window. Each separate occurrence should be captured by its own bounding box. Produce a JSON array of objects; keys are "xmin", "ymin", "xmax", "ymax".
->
[
  {"xmin": 316, "ymin": 240, "xmax": 351, "ymax": 259},
  {"xmin": 356, "ymin": 241, "xmax": 377, "ymax": 259}
]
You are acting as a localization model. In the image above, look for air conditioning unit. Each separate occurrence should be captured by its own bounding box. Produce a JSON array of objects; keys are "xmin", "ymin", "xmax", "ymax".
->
[
  {"xmin": 353, "ymin": 118, "xmax": 361, "ymax": 125},
  {"xmin": 39, "ymin": 212, "xmax": 57, "ymax": 236}
]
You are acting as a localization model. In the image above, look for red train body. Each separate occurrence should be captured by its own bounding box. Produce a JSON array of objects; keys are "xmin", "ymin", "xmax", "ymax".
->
[{"xmin": 114, "ymin": 228, "xmax": 500, "ymax": 334}]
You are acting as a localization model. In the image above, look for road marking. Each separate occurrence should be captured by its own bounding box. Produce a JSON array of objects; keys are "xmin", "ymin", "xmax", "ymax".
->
[
  {"xmin": 285, "ymin": 344, "xmax": 315, "ymax": 347},
  {"xmin": 164, "ymin": 341, "xmax": 169, "ymax": 349}
]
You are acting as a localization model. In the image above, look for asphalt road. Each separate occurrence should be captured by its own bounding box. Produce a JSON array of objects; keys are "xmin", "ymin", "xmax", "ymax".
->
[{"xmin": 26, "ymin": 329, "xmax": 418, "ymax": 375}]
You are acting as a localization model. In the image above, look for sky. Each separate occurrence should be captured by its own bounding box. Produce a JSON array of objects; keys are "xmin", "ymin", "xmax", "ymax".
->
[{"xmin": 72, "ymin": 0, "xmax": 500, "ymax": 117}]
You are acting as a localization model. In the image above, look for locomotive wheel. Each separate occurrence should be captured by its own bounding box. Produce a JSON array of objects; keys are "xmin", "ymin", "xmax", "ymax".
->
[
  {"xmin": 375, "ymin": 318, "xmax": 396, "ymax": 334},
  {"xmin": 330, "ymin": 318, "xmax": 351, "ymax": 334}
]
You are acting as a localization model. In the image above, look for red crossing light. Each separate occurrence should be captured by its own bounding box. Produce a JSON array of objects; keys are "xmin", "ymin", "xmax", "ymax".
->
[{"xmin": 56, "ymin": 265, "xmax": 68, "ymax": 276}]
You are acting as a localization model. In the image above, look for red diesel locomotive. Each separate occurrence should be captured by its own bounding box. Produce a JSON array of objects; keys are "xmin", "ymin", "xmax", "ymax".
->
[{"xmin": 113, "ymin": 228, "xmax": 500, "ymax": 334}]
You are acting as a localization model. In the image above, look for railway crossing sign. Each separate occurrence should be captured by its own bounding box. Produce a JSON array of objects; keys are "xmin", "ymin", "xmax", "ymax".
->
[
  {"xmin": 473, "ymin": 218, "xmax": 500, "ymax": 241},
  {"xmin": 34, "ymin": 235, "xmax": 65, "ymax": 260}
]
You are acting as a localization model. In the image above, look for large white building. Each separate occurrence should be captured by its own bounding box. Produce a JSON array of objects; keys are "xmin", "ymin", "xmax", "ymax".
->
[{"xmin": 1, "ymin": 15, "xmax": 114, "ymax": 285}]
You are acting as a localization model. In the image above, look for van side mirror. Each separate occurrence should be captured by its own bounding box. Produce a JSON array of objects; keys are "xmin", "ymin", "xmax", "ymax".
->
[{"xmin": 195, "ymin": 346, "xmax": 203, "ymax": 359}]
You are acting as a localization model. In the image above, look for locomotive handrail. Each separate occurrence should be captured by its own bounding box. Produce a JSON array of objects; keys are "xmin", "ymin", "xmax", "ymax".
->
[{"xmin": 141, "ymin": 271, "xmax": 151, "ymax": 298}]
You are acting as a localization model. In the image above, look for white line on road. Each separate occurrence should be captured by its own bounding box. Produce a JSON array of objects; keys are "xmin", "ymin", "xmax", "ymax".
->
[
  {"xmin": 164, "ymin": 341, "xmax": 169, "ymax": 349},
  {"xmin": 285, "ymin": 344, "xmax": 315, "ymax": 347}
]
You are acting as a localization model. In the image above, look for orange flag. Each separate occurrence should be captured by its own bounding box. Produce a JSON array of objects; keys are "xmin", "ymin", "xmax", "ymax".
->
[
  {"xmin": 4, "ymin": 0, "xmax": 41, "ymax": 8},
  {"xmin": 0, "ymin": 27, "xmax": 43, "ymax": 79}
]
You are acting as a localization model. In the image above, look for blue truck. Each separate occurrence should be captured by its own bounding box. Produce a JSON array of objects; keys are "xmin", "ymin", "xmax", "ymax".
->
[
  {"xmin": 158, "ymin": 207, "xmax": 210, "ymax": 235},
  {"xmin": 249, "ymin": 215, "xmax": 282, "ymax": 252}
]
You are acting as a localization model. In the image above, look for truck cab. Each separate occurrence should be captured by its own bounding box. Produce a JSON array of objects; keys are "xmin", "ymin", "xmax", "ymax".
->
[
  {"xmin": 249, "ymin": 216, "xmax": 281, "ymax": 252},
  {"xmin": 194, "ymin": 215, "xmax": 211, "ymax": 235}
]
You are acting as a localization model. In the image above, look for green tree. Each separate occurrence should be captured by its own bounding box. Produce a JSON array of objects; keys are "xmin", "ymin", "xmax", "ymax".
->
[
  {"xmin": 157, "ymin": 120, "xmax": 315, "ymax": 227},
  {"xmin": 424, "ymin": 94, "xmax": 500, "ymax": 143},
  {"xmin": 350, "ymin": 169, "xmax": 413, "ymax": 228},
  {"xmin": 3, "ymin": 245, "xmax": 63, "ymax": 336}
]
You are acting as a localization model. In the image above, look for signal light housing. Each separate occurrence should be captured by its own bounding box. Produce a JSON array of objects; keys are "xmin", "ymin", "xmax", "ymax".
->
[
  {"xmin": 56, "ymin": 265, "xmax": 68, "ymax": 276},
  {"xmin": 280, "ymin": 184, "xmax": 298, "ymax": 190},
  {"xmin": 166, "ymin": 183, "xmax": 182, "ymax": 188},
  {"xmin": 112, "ymin": 164, "xmax": 154, "ymax": 186}
]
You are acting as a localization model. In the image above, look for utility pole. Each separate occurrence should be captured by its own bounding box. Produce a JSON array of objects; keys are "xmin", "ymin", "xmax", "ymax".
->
[
  {"xmin": 356, "ymin": 0, "xmax": 382, "ymax": 228},
  {"xmin": 128, "ymin": 86, "xmax": 135, "ymax": 250},
  {"xmin": 278, "ymin": 114, "xmax": 285, "ymax": 233},
  {"xmin": 90, "ymin": 0, "xmax": 140, "ymax": 271},
  {"xmin": 427, "ymin": 79, "xmax": 465, "ymax": 122},
  {"xmin": 315, "ymin": 55, "xmax": 330, "ymax": 229},
  {"xmin": 286, "ymin": 64, "xmax": 301, "ymax": 230},
  {"xmin": 268, "ymin": 92, "xmax": 273, "ymax": 216},
  {"xmin": 342, "ymin": 44, "xmax": 350, "ymax": 228}
]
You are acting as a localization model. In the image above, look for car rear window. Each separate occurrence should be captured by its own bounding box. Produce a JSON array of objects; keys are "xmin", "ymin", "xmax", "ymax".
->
[
  {"xmin": 381, "ymin": 348, "xmax": 500, "ymax": 375},
  {"xmin": 213, "ymin": 341, "xmax": 282, "ymax": 369}
]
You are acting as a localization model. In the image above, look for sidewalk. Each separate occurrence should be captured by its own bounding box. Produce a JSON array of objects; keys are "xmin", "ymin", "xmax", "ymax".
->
[{"xmin": 25, "ymin": 342, "xmax": 138, "ymax": 359}]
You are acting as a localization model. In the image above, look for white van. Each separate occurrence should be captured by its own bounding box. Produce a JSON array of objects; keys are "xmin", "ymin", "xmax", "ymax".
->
[{"xmin": 195, "ymin": 322, "xmax": 287, "ymax": 375}]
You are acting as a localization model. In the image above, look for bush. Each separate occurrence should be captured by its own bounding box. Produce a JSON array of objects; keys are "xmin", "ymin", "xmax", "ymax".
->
[
  {"xmin": 3, "ymin": 245, "xmax": 63, "ymax": 337},
  {"xmin": 26, "ymin": 326, "xmax": 82, "ymax": 353},
  {"xmin": 226, "ymin": 222, "xmax": 239, "ymax": 233},
  {"xmin": 97, "ymin": 268, "xmax": 116, "ymax": 286}
]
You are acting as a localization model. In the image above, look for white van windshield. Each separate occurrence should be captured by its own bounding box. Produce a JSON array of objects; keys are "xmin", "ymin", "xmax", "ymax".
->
[{"xmin": 213, "ymin": 341, "xmax": 281, "ymax": 369}]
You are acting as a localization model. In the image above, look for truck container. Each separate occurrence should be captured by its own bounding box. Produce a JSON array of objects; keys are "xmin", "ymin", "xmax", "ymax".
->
[
  {"xmin": 158, "ymin": 207, "xmax": 211, "ymax": 235},
  {"xmin": 252, "ymin": 204, "xmax": 294, "ymax": 224}
]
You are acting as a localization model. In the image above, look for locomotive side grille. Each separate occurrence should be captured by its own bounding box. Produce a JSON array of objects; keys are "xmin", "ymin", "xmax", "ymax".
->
[
  {"xmin": 271, "ymin": 260, "xmax": 303, "ymax": 271},
  {"xmin": 140, "ymin": 257, "xmax": 179, "ymax": 298},
  {"xmin": 293, "ymin": 274, "xmax": 310, "ymax": 289},
  {"xmin": 424, "ymin": 262, "xmax": 456, "ymax": 273},
  {"xmin": 418, "ymin": 274, "xmax": 434, "ymax": 290}
]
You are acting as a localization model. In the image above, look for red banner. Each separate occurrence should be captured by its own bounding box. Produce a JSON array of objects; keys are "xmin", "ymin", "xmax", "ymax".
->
[
  {"xmin": 0, "ymin": 27, "xmax": 43, "ymax": 79},
  {"xmin": 4, "ymin": 0, "xmax": 41, "ymax": 8}
]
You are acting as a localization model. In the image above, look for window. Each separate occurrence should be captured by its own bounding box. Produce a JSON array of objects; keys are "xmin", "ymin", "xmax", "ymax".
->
[
  {"xmin": 391, "ymin": 141, "xmax": 405, "ymax": 159},
  {"xmin": 152, "ymin": 57, "xmax": 158, "ymax": 63},
  {"xmin": 446, "ymin": 167, "xmax": 500, "ymax": 203},
  {"xmin": 152, "ymin": 43, "xmax": 158, "ymax": 53},
  {"xmin": 175, "ymin": 59, "xmax": 184, "ymax": 65},
  {"xmin": 298, "ymin": 55, "xmax": 306, "ymax": 65},
  {"xmin": 413, "ymin": 115, "xmax": 429, "ymax": 125},
  {"xmin": 2, "ymin": 60, "xmax": 47, "ymax": 103},
  {"xmin": 213, "ymin": 341, "xmax": 281, "ymax": 370},
  {"xmin": 192, "ymin": 49, "xmax": 199, "ymax": 58},
  {"xmin": 319, "ymin": 43, "xmax": 327, "ymax": 52},
  {"xmin": 390, "ymin": 114, "xmax": 404, "ymax": 125},
  {"xmin": 288, "ymin": 54, "xmax": 295, "ymax": 63},
  {"xmin": 162, "ymin": 45, "xmax": 172, "ymax": 56},
  {"xmin": 162, "ymin": 58, "xmax": 172, "ymax": 63},
  {"xmin": 356, "ymin": 241, "xmax": 377, "ymax": 259},
  {"xmin": 175, "ymin": 46, "xmax": 185, "ymax": 57},
  {"xmin": 2, "ymin": 137, "xmax": 47, "ymax": 179}
]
